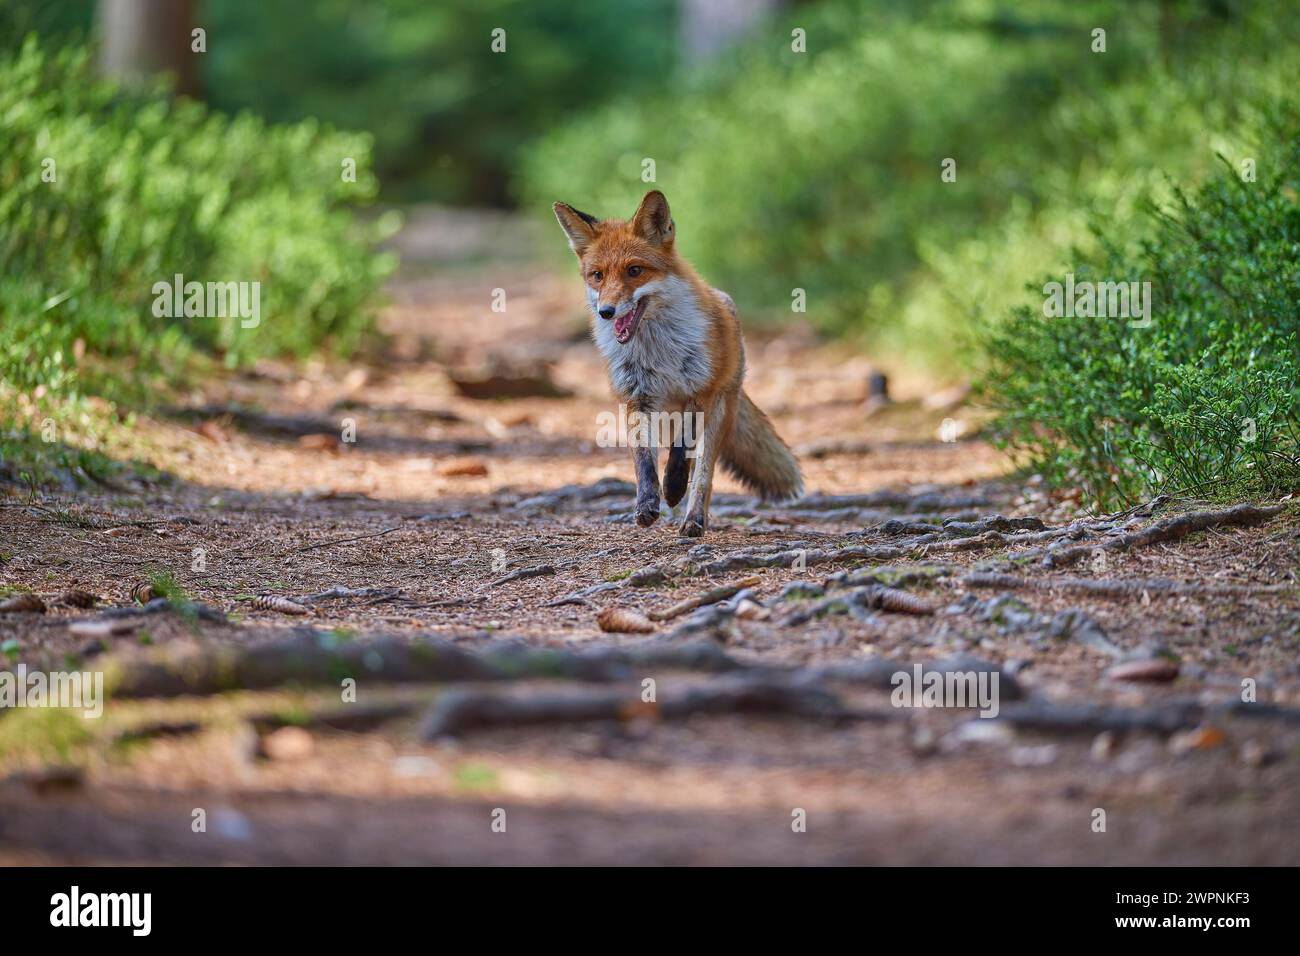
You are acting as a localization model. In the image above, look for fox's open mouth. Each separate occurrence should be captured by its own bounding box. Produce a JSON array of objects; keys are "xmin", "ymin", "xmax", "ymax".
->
[{"xmin": 613, "ymin": 298, "xmax": 647, "ymax": 344}]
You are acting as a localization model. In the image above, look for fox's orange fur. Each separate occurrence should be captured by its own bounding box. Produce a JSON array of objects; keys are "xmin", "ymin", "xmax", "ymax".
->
[{"xmin": 553, "ymin": 190, "xmax": 802, "ymax": 536}]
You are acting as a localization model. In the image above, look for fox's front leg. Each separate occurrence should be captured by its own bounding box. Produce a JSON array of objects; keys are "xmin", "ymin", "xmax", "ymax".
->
[
  {"xmin": 629, "ymin": 400, "xmax": 661, "ymax": 527},
  {"xmin": 662, "ymin": 399, "xmax": 692, "ymax": 509},
  {"xmin": 663, "ymin": 442, "xmax": 689, "ymax": 509},
  {"xmin": 679, "ymin": 394, "xmax": 733, "ymax": 537}
]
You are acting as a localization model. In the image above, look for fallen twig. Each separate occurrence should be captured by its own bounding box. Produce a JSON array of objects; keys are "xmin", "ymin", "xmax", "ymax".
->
[
  {"xmin": 297, "ymin": 586, "xmax": 411, "ymax": 605},
  {"xmin": 488, "ymin": 564, "xmax": 557, "ymax": 588},
  {"xmin": 647, "ymin": 577, "xmax": 760, "ymax": 621},
  {"xmin": 281, "ymin": 526, "xmax": 403, "ymax": 557},
  {"xmin": 543, "ymin": 581, "xmax": 621, "ymax": 608}
]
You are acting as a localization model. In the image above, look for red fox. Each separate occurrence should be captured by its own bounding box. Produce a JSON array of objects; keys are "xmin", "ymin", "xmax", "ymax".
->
[{"xmin": 553, "ymin": 190, "xmax": 803, "ymax": 537}]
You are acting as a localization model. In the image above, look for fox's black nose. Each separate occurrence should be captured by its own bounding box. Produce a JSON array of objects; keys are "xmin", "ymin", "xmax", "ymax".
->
[{"xmin": 598, "ymin": 305, "xmax": 615, "ymax": 319}]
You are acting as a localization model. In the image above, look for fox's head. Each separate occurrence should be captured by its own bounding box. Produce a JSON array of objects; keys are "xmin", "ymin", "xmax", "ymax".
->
[{"xmin": 552, "ymin": 190, "xmax": 677, "ymax": 345}]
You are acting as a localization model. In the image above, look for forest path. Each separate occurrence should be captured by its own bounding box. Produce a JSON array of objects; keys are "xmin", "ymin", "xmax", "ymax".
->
[{"xmin": 1, "ymin": 208, "xmax": 1297, "ymax": 864}]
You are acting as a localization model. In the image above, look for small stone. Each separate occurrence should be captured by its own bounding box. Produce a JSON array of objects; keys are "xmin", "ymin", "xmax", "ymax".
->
[
  {"xmin": 392, "ymin": 755, "xmax": 441, "ymax": 778},
  {"xmin": 625, "ymin": 566, "xmax": 667, "ymax": 587},
  {"xmin": 909, "ymin": 725, "xmax": 939, "ymax": 756},
  {"xmin": 1239, "ymin": 739, "xmax": 1276, "ymax": 768},
  {"xmin": 260, "ymin": 726, "xmax": 315, "ymax": 761},
  {"xmin": 1010, "ymin": 744, "xmax": 1058, "ymax": 767},
  {"xmin": 949, "ymin": 719, "xmax": 1014, "ymax": 747}
]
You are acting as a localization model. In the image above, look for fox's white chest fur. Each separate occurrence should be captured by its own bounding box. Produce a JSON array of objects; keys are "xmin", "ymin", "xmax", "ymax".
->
[{"xmin": 590, "ymin": 275, "xmax": 713, "ymax": 403}]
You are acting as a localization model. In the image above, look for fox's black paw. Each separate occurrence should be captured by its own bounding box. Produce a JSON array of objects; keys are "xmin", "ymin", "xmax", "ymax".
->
[
  {"xmin": 678, "ymin": 517, "xmax": 705, "ymax": 538},
  {"xmin": 635, "ymin": 500, "xmax": 661, "ymax": 527},
  {"xmin": 663, "ymin": 471, "xmax": 687, "ymax": 508}
]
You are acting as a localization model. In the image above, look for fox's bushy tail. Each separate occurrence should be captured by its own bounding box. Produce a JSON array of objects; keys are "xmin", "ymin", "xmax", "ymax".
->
[{"xmin": 722, "ymin": 390, "xmax": 803, "ymax": 501}]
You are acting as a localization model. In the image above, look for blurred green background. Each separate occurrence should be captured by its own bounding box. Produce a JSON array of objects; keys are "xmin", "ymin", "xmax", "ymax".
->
[{"xmin": 1, "ymin": 0, "xmax": 1297, "ymax": 502}]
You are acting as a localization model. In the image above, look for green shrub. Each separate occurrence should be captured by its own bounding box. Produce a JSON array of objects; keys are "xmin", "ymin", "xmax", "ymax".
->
[
  {"xmin": 0, "ymin": 38, "xmax": 397, "ymax": 401},
  {"xmin": 518, "ymin": 0, "xmax": 1300, "ymax": 372},
  {"xmin": 980, "ymin": 106, "xmax": 1300, "ymax": 509}
]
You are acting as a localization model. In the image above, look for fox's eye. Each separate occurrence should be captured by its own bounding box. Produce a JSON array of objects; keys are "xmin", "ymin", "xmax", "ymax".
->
[
  {"xmin": 627, "ymin": 265, "xmax": 643, "ymax": 277},
  {"xmin": 591, "ymin": 271, "xmax": 603, "ymax": 283}
]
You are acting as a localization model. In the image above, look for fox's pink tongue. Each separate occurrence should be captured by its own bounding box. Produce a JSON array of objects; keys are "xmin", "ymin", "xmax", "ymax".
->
[{"xmin": 614, "ymin": 299, "xmax": 647, "ymax": 342}]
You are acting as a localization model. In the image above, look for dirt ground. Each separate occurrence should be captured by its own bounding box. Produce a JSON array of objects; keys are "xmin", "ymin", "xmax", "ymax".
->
[{"xmin": 1, "ymin": 208, "xmax": 1298, "ymax": 865}]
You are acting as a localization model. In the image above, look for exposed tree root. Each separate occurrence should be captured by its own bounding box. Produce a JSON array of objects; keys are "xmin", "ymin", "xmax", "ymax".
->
[
  {"xmin": 945, "ymin": 595, "xmax": 1124, "ymax": 658},
  {"xmin": 81, "ymin": 598, "xmax": 227, "ymax": 625},
  {"xmin": 105, "ymin": 634, "xmax": 746, "ymax": 699},
  {"xmin": 803, "ymin": 655, "xmax": 1026, "ymax": 699},
  {"xmin": 961, "ymin": 572, "xmax": 1293, "ymax": 598},
  {"xmin": 920, "ymin": 522, "xmax": 1091, "ymax": 555},
  {"xmin": 249, "ymin": 702, "xmax": 419, "ymax": 733},
  {"xmin": 996, "ymin": 696, "xmax": 1300, "ymax": 734},
  {"xmin": 995, "ymin": 699, "xmax": 1206, "ymax": 734},
  {"xmin": 102, "ymin": 629, "xmax": 1027, "ymax": 712},
  {"xmin": 780, "ymin": 584, "xmax": 934, "ymax": 626},
  {"xmin": 114, "ymin": 720, "xmax": 205, "ymax": 746},
  {"xmin": 418, "ymin": 676, "xmax": 854, "ymax": 738},
  {"xmin": 1043, "ymin": 503, "xmax": 1284, "ymax": 569},
  {"xmin": 935, "ymin": 515, "xmax": 1048, "ymax": 537},
  {"xmin": 786, "ymin": 490, "xmax": 1006, "ymax": 512},
  {"xmin": 602, "ymin": 503, "xmax": 1286, "ymax": 597},
  {"xmin": 512, "ymin": 477, "xmax": 634, "ymax": 512},
  {"xmin": 691, "ymin": 543, "xmax": 910, "ymax": 576}
]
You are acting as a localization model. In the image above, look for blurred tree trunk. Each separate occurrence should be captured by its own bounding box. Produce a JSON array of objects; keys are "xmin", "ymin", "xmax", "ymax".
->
[{"xmin": 98, "ymin": 0, "xmax": 199, "ymax": 97}]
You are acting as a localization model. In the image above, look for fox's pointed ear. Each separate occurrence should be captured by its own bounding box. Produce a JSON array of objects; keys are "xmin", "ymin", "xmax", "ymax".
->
[
  {"xmin": 630, "ymin": 190, "xmax": 674, "ymax": 246},
  {"xmin": 553, "ymin": 202, "xmax": 599, "ymax": 256}
]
